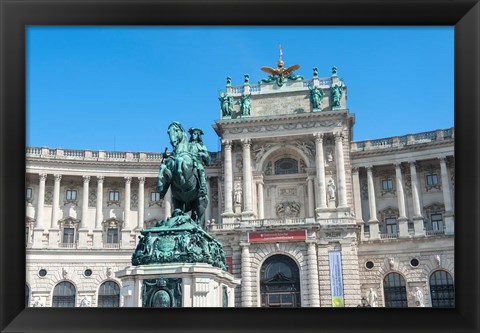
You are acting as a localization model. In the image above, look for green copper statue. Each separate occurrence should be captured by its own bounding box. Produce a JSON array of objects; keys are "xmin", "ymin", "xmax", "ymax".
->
[
  {"xmin": 309, "ymin": 86, "xmax": 323, "ymax": 111},
  {"xmin": 239, "ymin": 92, "xmax": 251, "ymax": 116},
  {"xmin": 131, "ymin": 121, "xmax": 228, "ymax": 272},
  {"xmin": 331, "ymin": 84, "xmax": 343, "ymax": 108},
  {"xmin": 157, "ymin": 122, "xmax": 209, "ymax": 224},
  {"xmin": 219, "ymin": 92, "xmax": 234, "ymax": 117}
]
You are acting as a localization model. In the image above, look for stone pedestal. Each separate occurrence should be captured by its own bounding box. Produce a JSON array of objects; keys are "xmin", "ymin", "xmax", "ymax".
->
[
  {"xmin": 397, "ymin": 217, "xmax": 409, "ymax": 238},
  {"xmin": 48, "ymin": 228, "xmax": 59, "ymax": 247},
  {"xmin": 234, "ymin": 203, "xmax": 241, "ymax": 214},
  {"xmin": 77, "ymin": 228, "xmax": 89, "ymax": 248},
  {"xmin": 116, "ymin": 263, "xmax": 240, "ymax": 307},
  {"xmin": 92, "ymin": 229, "xmax": 103, "ymax": 248},
  {"xmin": 368, "ymin": 220, "xmax": 380, "ymax": 240},
  {"xmin": 413, "ymin": 216, "xmax": 425, "ymax": 237},
  {"xmin": 121, "ymin": 229, "xmax": 132, "ymax": 248},
  {"xmin": 328, "ymin": 198, "xmax": 336, "ymax": 209},
  {"xmin": 32, "ymin": 228, "xmax": 45, "ymax": 248},
  {"xmin": 444, "ymin": 213, "xmax": 454, "ymax": 235}
]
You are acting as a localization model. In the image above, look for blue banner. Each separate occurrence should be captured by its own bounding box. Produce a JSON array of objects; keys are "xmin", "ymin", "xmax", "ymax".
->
[{"xmin": 329, "ymin": 251, "xmax": 345, "ymax": 307}]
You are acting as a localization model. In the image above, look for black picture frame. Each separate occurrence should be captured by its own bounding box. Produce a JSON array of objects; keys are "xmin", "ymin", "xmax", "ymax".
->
[{"xmin": 1, "ymin": 1, "xmax": 479, "ymax": 332}]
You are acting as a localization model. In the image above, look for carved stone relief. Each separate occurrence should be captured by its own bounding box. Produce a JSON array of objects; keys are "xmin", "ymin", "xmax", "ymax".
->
[{"xmin": 276, "ymin": 201, "xmax": 301, "ymax": 218}]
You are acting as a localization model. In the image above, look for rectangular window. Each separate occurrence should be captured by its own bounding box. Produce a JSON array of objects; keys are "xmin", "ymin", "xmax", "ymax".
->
[
  {"xmin": 109, "ymin": 191, "xmax": 120, "ymax": 202},
  {"xmin": 63, "ymin": 227, "xmax": 75, "ymax": 244},
  {"xmin": 426, "ymin": 174, "xmax": 439, "ymax": 186},
  {"xmin": 431, "ymin": 213, "xmax": 443, "ymax": 231},
  {"xmin": 385, "ymin": 218, "xmax": 397, "ymax": 234},
  {"xmin": 382, "ymin": 179, "xmax": 393, "ymax": 191},
  {"xmin": 151, "ymin": 192, "xmax": 161, "ymax": 202},
  {"xmin": 26, "ymin": 188, "xmax": 33, "ymax": 200},
  {"xmin": 107, "ymin": 228, "xmax": 119, "ymax": 243},
  {"xmin": 66, "ymin": 190, "xmax": 77, "ymax": 201}
]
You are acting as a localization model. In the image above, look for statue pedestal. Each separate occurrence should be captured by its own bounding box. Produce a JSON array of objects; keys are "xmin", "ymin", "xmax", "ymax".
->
[{"xmin": 116, "ymin": 263, "xmax": 240, "ymax": 307}]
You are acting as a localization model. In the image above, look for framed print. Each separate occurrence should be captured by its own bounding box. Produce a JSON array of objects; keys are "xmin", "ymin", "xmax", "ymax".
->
[{"xmin": 1, "ymin": 1, "xmax": 479, "ymax": 333}]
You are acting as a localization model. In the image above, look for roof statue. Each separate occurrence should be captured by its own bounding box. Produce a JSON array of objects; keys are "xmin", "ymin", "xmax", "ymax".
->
[{"xmin": 259, "ymin": 44, "xmax": 304, "ymax": 87}]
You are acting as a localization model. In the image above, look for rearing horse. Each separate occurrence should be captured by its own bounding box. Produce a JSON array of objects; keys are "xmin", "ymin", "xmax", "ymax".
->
[{"xmin": 157, "ymin": 122, "xmax": 208, "ymax": 227}]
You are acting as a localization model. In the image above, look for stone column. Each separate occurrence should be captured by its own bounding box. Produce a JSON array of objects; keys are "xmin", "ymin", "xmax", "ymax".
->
[
  {"xmin": 241, "ymin": 139, "xmax": 254, "ymax": 217},
  {"xmin": 205, "ymin": 176, "xmax": 212, "ymax": 223},
  {"xmin": 307, "ymin": 177, "xmax": 315, "ymax": 218},
  {"xmin": 439, "ymin": 157, "xmax": 454, "ymax": 235},
  {"xmin": 366, "ymin": 166, "xmax": 380, "ymax": 240},
  {"xmin": 121, "ymin": 177, "xmax": 132, "ymax": 248},
  {"xmin": 50, "ymin": 174, "xmax": 62, "ymax": 229},
  {"xmin": 33, "ymin": 173, "xmax": 47, "ymax": 248},
  {"xmin": 217, "ymin": 177, "xmax": 223, "ymax": 222},
  {"xmin": 240, "ymin": 242, "xmax": 252, "ymax": 307},
  {"xmin": 164, "ymin": 188, "xmax": 172, "ymax": 218},
  {"xmin": 395, "ymin": 163, "xmax": 409, "ymax": 238},
  {"xmin": 409, "ymin": 161, "xmax": 425, "ymax": 236},
  {"xmin": 256, "ymin": 178, "xmax": 264, "ymax": 219},
  {"xmin": 49, "ymin": 174, "xmax": 62, "ymax": 247},
  {"xmin": 314, "ymin": 133, "xmax": 327, "ymax": 210},
  {"xmin": 93, "ymin": 176, "xmax": 104, "ymax": 247},
  {"xmin": 78, "ymin": 175, "xmax": 90, "ymax": 248},
  {"xmin": 334, "ymin": 132, "xmax": 348, "ymax": 208},
  {"xmin": 306, "ymin": 241, "xmax": 320, "ymax": 307},
  {"xmin": 222, "ymin": 140, "xmax": 234, "ymax": 217},
  {"xmin": 123, "ymin": 177, "xmax": 131, "ymax": 229},
  {"xmin": 351, "ymin": 167, "xmax": 365, "ymax": 240},
  {"xmin": 137, "ymin": 177, "xmax": 145, "ymax": 230}
]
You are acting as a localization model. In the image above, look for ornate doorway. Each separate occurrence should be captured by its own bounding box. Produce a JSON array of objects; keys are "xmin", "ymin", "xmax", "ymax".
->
[{"xmin": 260, "ymin": 254, "xmax": 301, "ymax": 307}]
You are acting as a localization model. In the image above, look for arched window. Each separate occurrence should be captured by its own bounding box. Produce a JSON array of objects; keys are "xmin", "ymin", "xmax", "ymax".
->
[
  {"xmin": 430, "ymin": 270, "xmax": 454, "ymax": 307},
  {"xmin": 52, "ymin": 281, "xmax": 76, "ymax": 307},
  {"xmin": 260, "ymin": 255, "xmax": 301, "ymax": 307},
  {"xmin": 25, "ymin": 284, "xmax": 30, "ymax": 307},
  {"xmin": 274, "ymin": 158, "xmax": 298, "ymax": 175},
  {"xmin": 383, "ymin": 272, "xmax": 408, "ymax": 307},
  {"xmin": 98, "ymin": 281, "xmax": 120, "ymax": 307}
]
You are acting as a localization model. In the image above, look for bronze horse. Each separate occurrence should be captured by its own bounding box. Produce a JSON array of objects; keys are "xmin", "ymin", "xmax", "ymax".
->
[{"xmin": 157, "ymin": 122, "xmax": 208, "ymax": 227}]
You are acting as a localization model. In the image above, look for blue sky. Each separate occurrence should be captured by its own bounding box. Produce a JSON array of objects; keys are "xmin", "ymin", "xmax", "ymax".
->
[{"xmin": 27, "ymin": 26, "xmax": 453, "ymax": 153}]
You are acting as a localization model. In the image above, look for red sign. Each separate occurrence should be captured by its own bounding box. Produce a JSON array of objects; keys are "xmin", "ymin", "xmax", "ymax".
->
[
  {"xmin": 226, "ymin": 256, "xmax": 233, "ymax": 273},
  {"xmin": 248, "ymin": 230, "xmax": 306, "ymax": 243}
]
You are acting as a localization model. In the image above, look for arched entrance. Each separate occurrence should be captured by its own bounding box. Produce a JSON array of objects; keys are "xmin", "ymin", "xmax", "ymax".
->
[{"xmin": 260, "ymin": 254, "xmax": 301, "ymax": 307}]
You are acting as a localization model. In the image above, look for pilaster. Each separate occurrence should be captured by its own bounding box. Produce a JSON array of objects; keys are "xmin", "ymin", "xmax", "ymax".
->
[
  {"xmin": 33, "ymin": 173, "xmax": 47, "ymax": 248},
  {"xmin": 48, "ymin": 174, "xmax": 62, "ymax": 247},
  {"xmin": 334, "ymin": 132, "xmax": 348, "ymax": 208},
  {"xmin": 366, "ymin": 166, "xmax": 380, "ymax": 240},
  {"xmin": 78, "ymin": 175, "xmax": 90, "ymax": 248},
  {"xmin": 314, "ymin": 133, "xmax": 327, "ymax": 211}
]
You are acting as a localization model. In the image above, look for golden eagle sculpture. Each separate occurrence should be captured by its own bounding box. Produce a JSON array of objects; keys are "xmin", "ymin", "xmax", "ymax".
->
[{"xmin": 258, "ymin": 45, "xmax": 303, "ymax": 86}]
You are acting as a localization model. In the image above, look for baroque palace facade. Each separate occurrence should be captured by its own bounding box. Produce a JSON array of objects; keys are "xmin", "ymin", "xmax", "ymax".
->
[{"xmin": 25, "ymin": 65, "xmax": 454, "ymax": 308}]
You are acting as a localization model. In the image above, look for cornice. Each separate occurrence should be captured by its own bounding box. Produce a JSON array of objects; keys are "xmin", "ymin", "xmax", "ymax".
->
[
  {"xmin": 350, "ymin": 139, "xmax": 454, "ymax": 159},
  {"xmin": 215, "ymin": 109, "xmax": 351, "ymax": 127}
]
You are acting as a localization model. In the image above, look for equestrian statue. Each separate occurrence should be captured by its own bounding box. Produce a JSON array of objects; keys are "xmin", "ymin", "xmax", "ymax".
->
[{"xmin": 131, "ymin": 121, "xmax": 227, "ymax": 272}]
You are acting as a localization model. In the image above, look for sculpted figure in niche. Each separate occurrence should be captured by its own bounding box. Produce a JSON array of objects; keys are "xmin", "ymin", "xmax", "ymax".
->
[
  {"xmin": 327, "ymin": 179, "xmax": 336, "ymax": 200},
  {"xmin": 234, "ymin": 184, "xmax": 242, "ymax": 204},
  {"xmin": 79, "ymin": 297, "xmax": 90, "ymax": 307},
  {"xmin": 411, "ymin": 287, "xmax": 425, "ymax": 307},
  {"xmin": 367, "ymin": 288, "xmax": 378, "ymax": 307},
  {"xmin": 32, "ymin": 297, "xmax": 45, "ymax": 307},
  {"xmin": 326, "ymin": 149, "xmax": 334, "ymax": 163}
]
